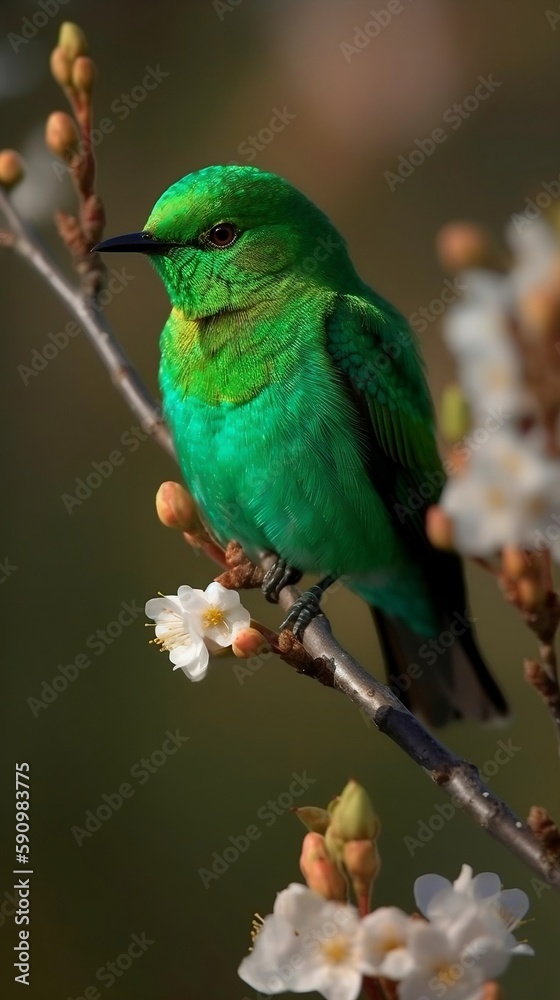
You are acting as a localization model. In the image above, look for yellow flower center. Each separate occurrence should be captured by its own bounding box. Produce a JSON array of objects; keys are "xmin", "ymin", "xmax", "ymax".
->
[
  {"xmin": 486, "ymin": 486, "xmax": 507, "ymax": 508},
  {"xmin": 496, "ymin": 903, "xmax": 523, "ymax": 932},
  {"xmin": 501, "ymin": 451, "xmax": 523, "ymax": 474},
  {"xmin": 435, "ymin": 962, "xmax": 462, "ymax": 988},
  {"xmin": 525, "ymin": 496, "xmax": 547, "ymax": 516},
  {"xmin": 380, "ymin": 934, "xmax": 404, "ymax": 954},
  {"xmin": 487, "ymin": 366, "xmax": 511, "ymax": 390},
  {"xmin": 146, "ymin": 610, "xmax": 191, "ymax": 652},
  {"xmin": 202, "ymin": 606, "xmax": 227, "ymax": 630},
  {"xmin": 249, "ymin": 913, "xmax": 265, "ymax": 951},
  {"xmin": 322, "ymin": 936, "xmax": 350, "ymax": 964}
]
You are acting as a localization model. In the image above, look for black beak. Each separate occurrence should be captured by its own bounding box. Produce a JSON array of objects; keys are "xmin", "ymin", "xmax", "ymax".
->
[{"xmin": 92, "ymin": 231, "xmax": 182, "ymax": 254}]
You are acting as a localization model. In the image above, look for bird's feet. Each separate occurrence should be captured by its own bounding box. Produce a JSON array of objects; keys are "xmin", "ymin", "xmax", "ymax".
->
[
  {"xmin": 262, "ymin": 556, "xmax": 302, "ymax": 604},
  {"xmin": 279, "ymin": 575, "xmax": 337, "ymax": 640}
]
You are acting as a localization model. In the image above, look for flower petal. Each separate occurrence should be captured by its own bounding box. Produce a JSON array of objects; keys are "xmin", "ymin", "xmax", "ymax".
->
[
  {"xmin": 414, "ymin": 874, "xmax": 451, "ymax": 917},
  {"xmin": 471, "ymin": 872, "xmax": 501, "ymax": 900},
  {"xmin": 205, "ymin": 580, "xmax": 240, "ymax": 610},
  {"xmin": 311, "ymin": 967, "xmax": 363, "ymax": 1000},
  {"xmin": 498, "ymin": 888, "xmax": 529, "ymax": 926},
  {"xmin": 145, "ymin": 596, "xmax": 182, "ymax": 620}
]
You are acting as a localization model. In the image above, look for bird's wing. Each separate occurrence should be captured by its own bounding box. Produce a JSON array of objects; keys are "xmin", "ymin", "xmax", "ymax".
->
[{"xmin": 325, "ymin": 291, "xmax": 444, "ymax": 544}]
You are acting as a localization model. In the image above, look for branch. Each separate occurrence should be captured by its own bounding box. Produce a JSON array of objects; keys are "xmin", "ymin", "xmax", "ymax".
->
[
  {"xmin": 3, "ymin": 191, "xmax": 560, "ymax": 894},
  {"xmin": 0, "ymin": 187, "xmax": 173, "ymax": 457}
]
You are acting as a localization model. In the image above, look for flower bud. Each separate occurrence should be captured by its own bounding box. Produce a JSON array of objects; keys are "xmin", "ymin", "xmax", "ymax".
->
[
  {"xmin": 436, "ymin": 222, "xmax": 503, "ymax": 273},
  {"xmin": 425, "ymin": 506, "xmax": 454, "ymax": 551},
  {"xmin": 517, "ymin": 573, "xmax": 546, "ymax": 610},
  {"xmin": 72, "ymin": 56, "xmax": 96, "ymax": 95},
  {"xmin": 231, "ymin": 627, "xmax": 270, "ymax": 659},
  {"xmin": 58, "ymin": 22, "xmax": 88, "ymax": 61},
  {"xmin": 50, "ymin": 46, "xmax": 73, "ymax": 88},
  {"xmin": 501, "ymin": 546, "xmax": 529, "ymax": 582},
  {"xmin": 329, "ymin": 780, "xmax": 379, "ymax": 843},
  {"xmin": 325, "ymin": 823, "xmax": 344, "ymax": 865},
  {"xmin": 481, "ymin": 984, "xmax": 502, "ymax": 1000},
  {"xmin": 45, "ymin": 112, "xmax": 79, "ymax": 162},
  {"xmin": 299, "ymin": 832, "xmax": 347, "ymax": 902},
  {"xmin": 343, "ymin": 839, "xmax": 381, "ymax": 898},
  {"xmin": 0, "ymin": 149, "xmax": 24, "ymax": 189},
  {"xmin": 155, "ymin": 481, "xmax": 201, "ymax": 533},
  {"xmin": 440, "ymin": 383, "xmax": 470, "ymax": 443},
  {"xmin": 293, "ymin": 806, "xmax": 331, "ymax": 834}
]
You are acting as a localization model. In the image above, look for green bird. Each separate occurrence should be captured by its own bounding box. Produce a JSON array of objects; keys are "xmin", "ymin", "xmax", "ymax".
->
[{"xmin": 95, "ymin": 164, "xmax": 507, "ymax": 726}]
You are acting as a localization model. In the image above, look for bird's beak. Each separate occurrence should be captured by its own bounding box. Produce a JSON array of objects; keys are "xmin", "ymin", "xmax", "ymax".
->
[{"xmin": 92, "ymin": 231, "xmax": 182, "ymax": 254}]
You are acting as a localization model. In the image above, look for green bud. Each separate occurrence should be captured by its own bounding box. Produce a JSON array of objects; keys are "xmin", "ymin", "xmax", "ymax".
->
[
  {"xmin": 293, "ymin": 806, "xmax": 331, "ymax": 834},
  {"xmin": 329, "ymin": 780, "xmax": 378, "ymax": 842},
  {"xmin": 440, "ymin": 383, "xmax": 470, "ymax": 443},
  {"xmin": 58, "ymin": 22, "xmax": 88, "ymax": 61}
]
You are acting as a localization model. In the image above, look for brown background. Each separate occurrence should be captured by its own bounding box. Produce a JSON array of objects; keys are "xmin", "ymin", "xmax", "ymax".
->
[{"xmin": 1, "ymin": 1, "xmax": 558, "ymax": 997}]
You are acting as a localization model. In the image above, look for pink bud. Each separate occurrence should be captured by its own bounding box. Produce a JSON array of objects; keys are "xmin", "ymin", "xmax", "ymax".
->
[
  {"xmin": 155, "ymin": 481, "xmax": 201, "ymax": 533},
  {"xmin": 0, "ymin": 150, "xmax": 24, "ymax": 189},
  {"xmin": 45, "ymin": 112, "xmax": 79, "ymax": 161},
  {"xmin": 50, "ymin": 46, "xmax": 73, "ymax": 87},
  {"xmin": 231, "ymin": 628, "xmax": 270, "ymax": 659},
  {"xmin": 299, "ymin": 832, "xmax": 347, "ymax": 902},
  {"xmin": 426, "ymin": 506, "xmax": 454, "ymax": 551},
  {"xmin": 72, "ymin": 56, "xmax": 96, "ymax": 95},
  {"xmin": 436, "ymin": 222, "xmax": 503, "ymax": 273}
]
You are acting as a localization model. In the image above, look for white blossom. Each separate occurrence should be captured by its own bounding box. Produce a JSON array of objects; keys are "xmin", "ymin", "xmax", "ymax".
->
[
  {"xmin": 238, "ymin": 884, "xmax": 365, "ymax": 1000},
  {"xmin": 360, "ymin": 906, "xmax": 416, "ymax": 979},
  {"xmin": 144, "ymin": 581, "xmax": 250, "ymax": 681},
  {"xmin": 440, "ymin": 428, "xmax": 560, "ymax": 557},
  {"xmin": 444, "ymin": 271, "xmax": 527, "ymax": 422},
  {"xmin": 177, "ymin": 581, "xmax": 250, "ymax": 646},
  {"xmin": 237, "ymin": 870, "xmax": 533, "ymax": 1000},
  {"xmin": 398, "ymin": 905, "xmax": 513, "ymax": 1000},
  {"xmin": 414, "ymin": 865, "xmax": 534, "ymax": 958}
]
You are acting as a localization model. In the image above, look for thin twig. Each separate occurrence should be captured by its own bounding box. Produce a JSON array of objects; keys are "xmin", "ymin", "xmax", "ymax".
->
[
  {"xmin": 3, "ymin": 189, "xmax": 560, "ymax": 893},
  {"xmin": 0, "ymin": 188, "xmax": 173, "ymax": 456}
]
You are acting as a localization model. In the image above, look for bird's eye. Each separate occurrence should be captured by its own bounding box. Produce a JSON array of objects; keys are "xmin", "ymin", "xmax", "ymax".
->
[{"xmin": 206, "ymin": 222, "xmax": 238, "ymax": 248}]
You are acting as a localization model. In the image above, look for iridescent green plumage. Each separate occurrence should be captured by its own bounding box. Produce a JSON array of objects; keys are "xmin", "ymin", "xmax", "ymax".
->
[{"xmin": 97, "ymin": 164, "xmax": 507, "ymax": 725}]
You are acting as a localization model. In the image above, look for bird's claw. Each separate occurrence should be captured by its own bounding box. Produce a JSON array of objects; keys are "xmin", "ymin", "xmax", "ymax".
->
[
  {"xmin": 262, "ymin": 556, "xmax": 302, "ymax": 604},
  {"xmin": 279, "ymin": 586, "xmax": 325, "ymax": 640}
]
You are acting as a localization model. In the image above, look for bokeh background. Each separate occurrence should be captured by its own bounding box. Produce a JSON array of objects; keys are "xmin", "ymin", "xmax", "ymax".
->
[{"xmin": 1, "ymin": 1, "xmax": 559, "ymax": 997}]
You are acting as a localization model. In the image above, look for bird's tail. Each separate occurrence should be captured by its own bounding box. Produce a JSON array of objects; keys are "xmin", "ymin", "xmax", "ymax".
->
[{"xmin": 370, "ymin": 607, "xmax": 509, "ymax": 727}]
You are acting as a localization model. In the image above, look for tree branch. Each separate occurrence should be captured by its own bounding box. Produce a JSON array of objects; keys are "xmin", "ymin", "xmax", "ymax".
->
[
  {"xmin": 3, "ymin": 188, "xmax": 560, "ymax": 893},
  {"xmin": 0, "ymin": 187, "xmax": 173, "ymax": 457}
]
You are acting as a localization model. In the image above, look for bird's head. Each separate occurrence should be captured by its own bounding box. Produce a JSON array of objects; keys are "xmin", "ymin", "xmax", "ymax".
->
[{"xmin": 94, "ymin": 165, "xmax": 352, "ymax": 316}]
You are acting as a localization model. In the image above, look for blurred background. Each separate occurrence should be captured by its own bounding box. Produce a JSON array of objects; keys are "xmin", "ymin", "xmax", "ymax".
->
[{"xmin": 1, "ymin": 1, "xmax": 559, "ymax": 997}]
